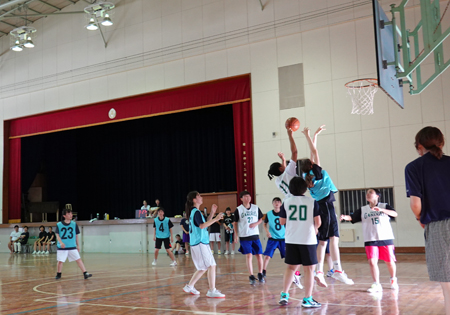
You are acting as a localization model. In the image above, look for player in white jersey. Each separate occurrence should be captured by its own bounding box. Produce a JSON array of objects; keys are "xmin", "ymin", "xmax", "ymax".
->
[
  {"xmin": 268, "ymin": 127, "xmax": 298, "ymax": 199},
  {"xmin": 278, "ymin": 177, "xmax": 321, "ymax": 308},
  {"xmin": 341, "ymin": 188, "xmax": 398, "ymax": 292},
  {"xmin": 233, "ymin": 191, "xmax": 265, "ymax": 285}
]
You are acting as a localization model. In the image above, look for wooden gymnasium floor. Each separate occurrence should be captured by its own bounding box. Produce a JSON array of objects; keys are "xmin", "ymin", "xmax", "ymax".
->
[{"xmin": 0, "ymin": 252, "xmax": 444, "ymax": 314}]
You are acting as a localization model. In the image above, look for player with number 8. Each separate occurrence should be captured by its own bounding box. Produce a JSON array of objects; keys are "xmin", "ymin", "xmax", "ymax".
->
[
  {"xmin": 262, "ymin": 197, "xmax": 289, "ymax": 281},
  {"xmin": 340, "ymin": 188, "xmax": 398, "ymax": 293}
]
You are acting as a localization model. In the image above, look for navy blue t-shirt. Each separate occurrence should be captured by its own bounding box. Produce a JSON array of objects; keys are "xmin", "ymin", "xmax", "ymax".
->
[{"xmin": 405, "ymin": 152, "xmax": 450, "ymax": 224}]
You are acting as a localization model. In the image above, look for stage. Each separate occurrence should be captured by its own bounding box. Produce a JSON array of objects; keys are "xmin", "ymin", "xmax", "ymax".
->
[{"xmin": 0, "ymin": 252, "xmax": 443, "ymax": 314}]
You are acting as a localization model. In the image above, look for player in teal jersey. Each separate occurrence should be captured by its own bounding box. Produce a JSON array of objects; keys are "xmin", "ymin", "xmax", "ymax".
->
[
  {"xmin": 153, "ymin": 208, "xmax": 177, "ymax": 266},
  {"xmin": 262, "ymin": 197, "xmax": 287, "ymax": 278},
  {"xmin": 55, "ymin": 207, "xmax": 92, "ymax": 280}
]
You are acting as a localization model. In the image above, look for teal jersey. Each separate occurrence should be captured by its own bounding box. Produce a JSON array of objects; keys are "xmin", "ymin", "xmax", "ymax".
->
[
  {"xmin": 154, "ymin": 217, "xmax": 171, "ymax": 239},
  {"xmin": 266, "ymin": 210, "xmax": 285, "ymax": 239},
  {"xmin": 56, "ymin": 221, "xmax": 79, "ymax": 249},
  {"xmin": 189, "ymin": 208, "xmax": 209, "ymax": 246}
]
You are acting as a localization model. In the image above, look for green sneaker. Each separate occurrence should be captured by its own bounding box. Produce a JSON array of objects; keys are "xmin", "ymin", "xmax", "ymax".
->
[
  {"xmin": 279, "ymin": 292, "xmax": 289, "ymax": 305},
  {"xmin": 302, "ymin": 297, "xmax": 321, "ymax": 308}
]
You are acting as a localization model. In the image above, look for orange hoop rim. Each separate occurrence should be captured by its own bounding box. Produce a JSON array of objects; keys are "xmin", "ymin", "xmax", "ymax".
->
[{"xmin": 344, "ymin": 78, "xmax": 378, "ymax": 89}]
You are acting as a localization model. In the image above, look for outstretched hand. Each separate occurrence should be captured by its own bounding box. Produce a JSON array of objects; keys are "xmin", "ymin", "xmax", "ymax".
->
[
  {"xmin": 301, "ymin": 127, "xmax": 310, "ymax": 137},
  {"xmin": 211, "ymin": 204, "xmax": 218, "ymax": 214},
  {"xmin": 315, "ymin": 125, "xmax": 326, "ymax": 135},
  {"xmin": 278, "ymin": 152, "xmax": 285, "ymax": 160}
]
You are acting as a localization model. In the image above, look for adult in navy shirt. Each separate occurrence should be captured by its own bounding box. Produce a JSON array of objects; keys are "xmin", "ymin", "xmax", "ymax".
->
[{"xmin": 405, "ymin": 126, "xmax": 450, "ymax": 314}]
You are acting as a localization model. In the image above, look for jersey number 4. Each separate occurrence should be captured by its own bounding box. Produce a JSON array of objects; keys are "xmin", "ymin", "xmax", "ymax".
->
[
  {"xmin": 159, "ymin": 224, "xmax": 165, "ymax": 232},
  {"xmin": 60, "ymin": 227, "xmax": 74, "ymax": 239},
  {"xmin": 289, "ymin": 205, "xmax": 307, "ymax": 221}
]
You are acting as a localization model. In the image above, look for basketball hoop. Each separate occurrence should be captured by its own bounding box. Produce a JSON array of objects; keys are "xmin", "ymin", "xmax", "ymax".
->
[{"xmin": 345, "ymin": 78, "xmax": 378, "ymax": 115}]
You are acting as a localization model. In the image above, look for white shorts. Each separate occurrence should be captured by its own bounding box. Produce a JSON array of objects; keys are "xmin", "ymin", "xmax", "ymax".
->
[
  {"xmin": 191, "ymin": 243, "xmax": 216, "ymax": 271},
  {"xmin": 57, "ymin": 249, "xmax": 81, "ymax": 262},
  {"xmin": 209, "ymin": 233, "xmax": 221, "ymax": 242}
]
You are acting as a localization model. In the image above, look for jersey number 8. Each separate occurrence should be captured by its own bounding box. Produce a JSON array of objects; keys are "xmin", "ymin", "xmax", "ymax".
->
[{"xmin": 289, "ymin": 205, "xmax": 307, "ymax": 221}]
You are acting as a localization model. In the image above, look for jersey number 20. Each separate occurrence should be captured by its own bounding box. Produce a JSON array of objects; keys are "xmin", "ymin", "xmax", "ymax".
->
[{"xmin": 289, "ymin": 205, "xmax": 307, "ymax": 221}]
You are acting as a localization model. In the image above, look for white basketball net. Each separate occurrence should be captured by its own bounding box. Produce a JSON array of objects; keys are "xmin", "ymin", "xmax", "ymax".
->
[{"xmin": 345, "ymin": 79, "xmax": 378, "ymax": 115}]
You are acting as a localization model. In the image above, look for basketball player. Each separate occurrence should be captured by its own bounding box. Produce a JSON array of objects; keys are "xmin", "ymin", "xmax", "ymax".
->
[
  {"xmin": 223, "ymin": 207, "xmax": 235, "ymax": 254},
  {"xmin": 233, "ymin": 191, "xmax": 265, "ymax": 285},
  {"xmin": 301, "ymin": 125, "xmax": 353, "ymax": 286},
  {"xmin": 55, "ymin": 208, "xmax": 92, "ymax": 280},
  {"xmin": 340, "ymin": 188, "xmax": 398, "ymax": 292},
  {"xmin": 279, "ymin": 177, "xmax": 321, "ymax": 308},
  {"xmin": 267, "ymin": 128, "xmax": 298, "ymax": 199},
  {"xmin": 267, "ymin": 126, "xmax": 302, "ymax": 286},
  {"xmin": 152, "ymin": 208, "xmax": 177, "ymax": 266},
  {"xmin": 262, "ymin": 197, "xmax": 289, "ymax": 279},
  {"xmin": 182, "ymin": 191, "xmax": 225, "ymax": 298}
]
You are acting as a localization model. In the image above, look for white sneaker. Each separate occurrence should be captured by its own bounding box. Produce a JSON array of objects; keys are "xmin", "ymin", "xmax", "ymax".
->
[
  {"xmin": 38, "ymin": 251, "xmax": 43, "ymax": 255},
  {"xmin": 206, "ymin": 288, "xmax": 225, "ymax": 298},
  {"xmin": 152, "ymin": 260, "xmax": 157, "ymax": 266},
  {"xmin": 231, "ymin": 251, "xmax": 234, "ymax": 255},
  {"xmin": 332, "ymin": 270, "xmax": 354, "ymax": 285},
  {"xmin": 218, "ymin": 250, "xmax": 221, "ymax": 255},
  {"xmin": 293, "ymin": 274, "xmax": 303, "ymax": 289},
  {"xmin": 314, "ymin": 271, "xmax": 328, "ymax": 287},
  {"xmin": 224, "ymin": 250, "xmax": 229, "ymax": 255},
  {"xmin": 367, "ymin": 282, "xmax": 383, "ymax": 293},
  {"xmin": 32, "ymin": 251, "xmax": 37, "ymax": 255},
  {"xmin": 170, "ymin": 261, "xmax": 177, "ymax": 266},
  {"xmin": 183, "ymin": 284, "xmax": 200, "ymax": 295},
  {"xmin": 390, "ymin": 277, "xmax": 399, "ymax": 290},
  {"xmin": 45, "ymin": 251, "xmax": 49, "ymax": 255},
  {"xmin": 185, "ymin": 251, "xmax": 189, "ymax": 256}
]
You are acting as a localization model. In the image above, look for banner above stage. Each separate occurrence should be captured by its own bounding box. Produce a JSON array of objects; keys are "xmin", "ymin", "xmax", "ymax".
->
[{"xmin": 8, "ymin": 75, "xmax": 250, "ymax": 139}]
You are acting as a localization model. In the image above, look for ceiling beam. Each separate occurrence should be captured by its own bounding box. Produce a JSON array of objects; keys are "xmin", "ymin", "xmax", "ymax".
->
[
  {"xmin": 37, "ymin": 0, "xmax": 61, "ymax": 11},
  {"xmin": 2, "ymin": 10, "xmax": 83, "ymax": 17}
]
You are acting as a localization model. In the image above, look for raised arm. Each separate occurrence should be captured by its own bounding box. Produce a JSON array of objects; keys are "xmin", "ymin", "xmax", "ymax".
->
[
  {"xmin": 302, "ymin": 127, "xmax": 320, "ymax": 166},
  {"xmin": 287, "ymin": 129, "xmax": 298, "ymax": 162},
  {"xmin": 278, "ymin": 152, "xmax": 287, "ymax": 168}
]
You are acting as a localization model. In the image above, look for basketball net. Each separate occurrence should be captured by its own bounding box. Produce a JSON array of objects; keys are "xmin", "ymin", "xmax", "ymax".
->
[{"xmin": 345, "ymin": 78, "xmax": 378, "ymax": 115}]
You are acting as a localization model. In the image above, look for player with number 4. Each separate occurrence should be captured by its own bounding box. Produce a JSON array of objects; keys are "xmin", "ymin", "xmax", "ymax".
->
[
  {"xmin": 152, "ymin": 208, "xmax": 177, "ymax": 266},
  {"xmin": 340, "ymin": 188, "xmax": 399, "ymax": 293},
  {"xmin": 55, "ymin": 207, "xmax": 92, "ymax": 280}
]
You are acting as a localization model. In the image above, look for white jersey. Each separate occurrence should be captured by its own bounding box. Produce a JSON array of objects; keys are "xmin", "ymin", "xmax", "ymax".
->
[
  {"xmin": 361, "ymin": 203, "xmax": 395, "ymax": 242},
  {"xmin": 275, "ymin": 159, "xmax": 297, "ymax": 198},
  {"xmin": 236, "ymin": 204, "xmax": 260, "ymax": 238},
  {"xmin": 283, "ymin": 195, "xmax": 317, "ymax": 245},
  {"xmin": 141, "ymin": 205, "xmax": 150, "ymax": 210}
]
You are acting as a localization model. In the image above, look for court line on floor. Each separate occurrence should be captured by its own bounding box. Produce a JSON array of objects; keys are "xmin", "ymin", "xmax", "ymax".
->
[
  {"xmin": 288, "ymin": 298, "xmax": 381, "ymax": 308},
  {"xmin": 11, "ymin": 272, "xmax": 244, "ymax": 315}
]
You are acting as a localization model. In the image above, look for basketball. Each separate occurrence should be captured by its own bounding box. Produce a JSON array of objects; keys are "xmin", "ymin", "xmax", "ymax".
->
[{"xmin": 285, "ymin": 117, "xmax": 300, "ymax": 131}]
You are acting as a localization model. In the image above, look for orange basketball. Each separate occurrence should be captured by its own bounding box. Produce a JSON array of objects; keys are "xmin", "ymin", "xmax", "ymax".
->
[{"xmin": 285, "ymin": 117, "xmax": 300, "ymax": 131}]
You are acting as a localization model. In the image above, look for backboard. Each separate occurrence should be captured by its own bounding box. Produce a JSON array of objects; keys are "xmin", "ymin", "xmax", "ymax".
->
[{"xmin": 372, "ymin": 0, "xmax": 404, "ymax": 109}]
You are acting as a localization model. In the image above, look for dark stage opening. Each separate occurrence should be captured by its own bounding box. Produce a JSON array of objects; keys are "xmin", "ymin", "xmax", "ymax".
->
[{"xmin": 21, "ymin": 105, "xmax": 237, "ymax": 220}]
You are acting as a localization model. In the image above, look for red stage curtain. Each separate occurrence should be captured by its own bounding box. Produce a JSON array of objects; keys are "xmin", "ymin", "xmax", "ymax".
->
[
  {"xmin": 7, "ymin": 75, "xmax": 253, "ymax": 220},
  {"xmin": 9, "ymin": 138, "xmax": 21, "ymax": 220},
  {"xmin": 233, "ymin": 101, "xmax": 255, "ymax": 200}
]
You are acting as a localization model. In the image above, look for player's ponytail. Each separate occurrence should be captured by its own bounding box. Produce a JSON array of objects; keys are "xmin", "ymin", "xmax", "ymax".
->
[
  {"xmin": 415, "ymin": 126, "xmax": 445, "ymax": 160},
  {"xmin": 185, "ymin": 191, "xmax": 199, "ymax": 219},
  {"xmin": 268, "ymin": 162, "xmax": 282, "ymax": 180}
]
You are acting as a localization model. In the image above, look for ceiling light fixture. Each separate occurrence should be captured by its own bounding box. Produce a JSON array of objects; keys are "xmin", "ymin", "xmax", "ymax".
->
[
  {"xmin": 10, "ymin": 26, "xmax": 36, "ymax": 52},
  {"xmin": 84, "ymin": 2, "xmax": 115, "ymax": 31}
]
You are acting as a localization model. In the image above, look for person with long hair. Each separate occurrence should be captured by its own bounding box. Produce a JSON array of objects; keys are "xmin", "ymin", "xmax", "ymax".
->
[
  {"xmin": 301, "ymin": 125, "xmax": 353, "ymax": 286},
  {"xmin": 405, "ymin": 126, "xmax": 450, "ymax": 314},
  {"xmin": 182, "ymin": 191, "xmax": 225, "ymax": 298}
]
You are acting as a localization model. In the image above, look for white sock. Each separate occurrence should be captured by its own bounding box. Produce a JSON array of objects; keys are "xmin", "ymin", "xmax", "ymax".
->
[
  {"xmin": 317, "ymin": 263, "xmax": 324, "ymax": 273},
  {"xmin": 17, "ymin": 243, "xmax": 21, "ymax": 252},
  {"xmin": 333, "ymin": 260, "xmax": 342, "ymax": 272}
]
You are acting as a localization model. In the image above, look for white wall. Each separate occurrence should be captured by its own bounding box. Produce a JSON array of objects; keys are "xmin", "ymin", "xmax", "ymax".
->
[{"xmin": 1, "ymin": 0, "xmax": 447, "ymax": 247}]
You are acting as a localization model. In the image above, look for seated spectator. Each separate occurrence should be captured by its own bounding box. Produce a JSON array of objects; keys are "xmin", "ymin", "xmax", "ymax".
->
[
  {"xmin": 33, "ymin": 225, "xmax": 48, "ymax": 255},
  {"xmin": 173, "ymin": 234, "xmax": 186, "ymax": 255},
  {"xmin": 141, "ymin": 200, "xmax": 150, "ymax": 212},
  {"xmin": 149, "ymin": 199, "xmax": 162, "ymax": 218},
  {"xmin": 8, "ymin": 225, "xmax": 21, "ymax": 254},
  {"xmin": 44, "ymin": 226, "xmax": 56, "ymax": 254},
  {"xmin": 14, "ymin": 226, "xmax": 30, "ymax": 253}
]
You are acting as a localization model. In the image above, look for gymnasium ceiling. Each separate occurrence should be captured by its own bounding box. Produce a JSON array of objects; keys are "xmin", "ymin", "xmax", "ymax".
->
[{"xmin": 0, "ymin": 0, "xmax": 85, "ymax": 37}]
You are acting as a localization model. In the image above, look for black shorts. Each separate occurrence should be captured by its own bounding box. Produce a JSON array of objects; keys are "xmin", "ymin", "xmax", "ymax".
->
[
  {"xmin": 155, "ymin": 238, "xmax": 171, "ymax": 249},
  {"xmin": 317, "ymin": 198, "xmax": 339, "ymax": 241},
  {"xmin": 285, "ymin": 243, "xmax": 318, "ymax": 266},
  {"xmin": 225, "ymin": 232, "xmax": 234, "ymax": 242}
]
